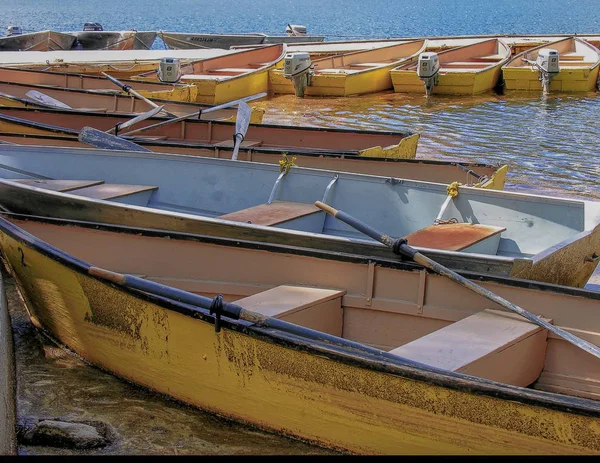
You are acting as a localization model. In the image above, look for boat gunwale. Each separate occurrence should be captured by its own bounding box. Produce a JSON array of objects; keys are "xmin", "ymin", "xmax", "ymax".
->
[
  {"xmin": 0, "ymin": 65, "xmax": 194, "ymax": 88},
  {"xmin": 3, "ymin": 212, "xmax": 600, "ymax": 421},
  {"xmin": 180, "ymin": 43, "xmax": 287, "ymax": 84},
  {"xmin": 0, "ymin": 105, "xmax": 417, "ymax": 138},
  {"xmin": 502, "ymin": 36, "xmax": 600, "ymax": 70},
  {"xmin": 392, "ymin": 37, "xmax": 512, "ymax": 75},
  {"xmin": 0, "ymin": 131, "xmax": 501, "ymax": 168},
  {"xmin": 0, "ymin": 79, "xmax": 225, "ymax": 109},
  {"xmin": 306, "ymin": 39, "xmax": 428, "ymax": 76}
]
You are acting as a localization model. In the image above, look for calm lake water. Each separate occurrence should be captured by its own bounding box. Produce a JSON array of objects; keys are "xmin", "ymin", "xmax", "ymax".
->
[{"xmin": 2, "ymin": 0, "xmax": 600, "ymax": 455}]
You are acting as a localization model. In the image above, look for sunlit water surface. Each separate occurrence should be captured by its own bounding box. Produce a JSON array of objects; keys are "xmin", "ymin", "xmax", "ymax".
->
[{"xmin": 2, "ymin": 0, "xmax": 600, "ymax": 456}]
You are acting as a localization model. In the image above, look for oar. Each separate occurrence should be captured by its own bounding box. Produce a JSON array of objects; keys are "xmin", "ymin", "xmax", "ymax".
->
[
  {"xmin": 314, "ymin": 200, "xmax": 600, "ymax": 361},
  {"xmin": 25, "ymin": 90, "xmax": 72, "ymax": 110},
  {"xmin": 117, "ymin": 92, "xmax": 267, "ymax": 137},
  {"xmin": 86, "ymin": 265, "xmax": 429, "ymax": 368},
  {"xmin": 78, "ymin": 126, "xmax": 151, "ymax": 152},
  {"xmin": 101, "ymin": 72, "xmax": 177, "ymax": 118},
  {"xmin": 457, "ymin": 163, "xmax": 487, "ymax": 184},
  {"xmin": 105, "ymin": 105, "xmax": 165, "ymax": 135},
  {"xmin": 231, "ymin": 101, "xmax": 251, "ymax": 161}
]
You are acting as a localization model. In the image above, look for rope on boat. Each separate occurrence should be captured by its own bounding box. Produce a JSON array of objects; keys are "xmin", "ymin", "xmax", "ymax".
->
[
  {"xmin": 446, "ymin": 181, "xmax": 461, "ymax": 198},
  {"xmin": 278, "ymin": 153, "xmax": 296, "ymax": 173}
]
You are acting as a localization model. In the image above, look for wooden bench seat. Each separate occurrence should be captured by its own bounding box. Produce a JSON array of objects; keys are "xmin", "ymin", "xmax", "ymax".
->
[
  {"xmin": 207, "ymin": 68, "xmax": 250, "ymax": 74},
  {"xmin": 405, "ymin": 223, "xmax": 506, "ymax": 254},
  {"xmin": 560, "ymin": 54, "xmax": 586, "ymax": 60},
  {"xmin": 443, "ymin": 62, "xmax": 491, "ymax": 67},
  {"xmin": 69, "ymin": 183, "xmax": 158, "ymax": 200},
  {"xmin": 218, "ymin": 200, "xmax": 321, "ymax": 226},
  {"xmin": 349, "ymin": 62, "xmax": 384, "ymax": 67},
  {"xmin": 10, "ymin": 179, "xmax": 104, "ymax": 192},
  {"xmin": 389, "ymin": 309, "xmax": 551, "ymax": 387},
  {"xmin": 477, "ymin": 54, "xmax": 506, "ymax": 61},
  {"xmin": 233, "ymin": 284, "xmax": 346, "ymax": 336}
]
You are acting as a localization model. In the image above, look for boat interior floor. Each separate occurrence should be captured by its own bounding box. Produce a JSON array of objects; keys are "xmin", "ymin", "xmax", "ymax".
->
[{"xmin": 10, "ymin": 178, "xmax": 510, "ymax": 255}]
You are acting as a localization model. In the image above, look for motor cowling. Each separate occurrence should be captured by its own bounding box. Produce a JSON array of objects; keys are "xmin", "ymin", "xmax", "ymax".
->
[
  {"xmin": 157, "ymin": 57, "xmax": 181, "ymax": 83},
  {"xmin": 416, "ymin": 52, "xmax": 440, "ymax": 96},
  {"xmin": 417, "ymin": 52, "xmax": 440, "ymax": 79},
  {"xmin": 82, "ymin": 22, "xmax": 103, "ymax": 31},
  {"xmin": 535, "ymin": 48, "xmax": 559, "ymax": 93},
  {"xmin": 284, "ymin": 52, "xmax": 312, "ymax": 77},
  {"xmin": 283, "ymin": 52, "xmax": 313, "ymax": 98},
  {"xmin": 536, "ymin": 49, "xmax": 560, "ymax": 75},
  {"xmin": 7, "ymin": 25, "xmax": 22, "ymax": 36},
  {"xmin": 285, "ymin": 24, "xmax": 307, "ymax": 36}
]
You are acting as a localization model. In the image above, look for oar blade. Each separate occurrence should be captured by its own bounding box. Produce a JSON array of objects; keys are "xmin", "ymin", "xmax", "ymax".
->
[
  {"xmin": 231, "ymin": 101, "xmax": 252, "ymax": 161},
  {"xmin": 235, "ymin": 101, "xmax": 252, "ymax": 136},
  {"xmin": 79, "ymin": 126, "xmax": 151, "ymax": 152},
  {"xmin": 115, "ymin": 105, "xmax": 164, "ymax": 132},
  {"xmin": 25, "ymin": 90, "xmax": 72, "ymax": 109}
]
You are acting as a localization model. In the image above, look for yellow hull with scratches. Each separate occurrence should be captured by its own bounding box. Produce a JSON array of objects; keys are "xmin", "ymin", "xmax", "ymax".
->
[{"xmin": 1, "ymin": 225, "xmax": 599, "ymax": 455}]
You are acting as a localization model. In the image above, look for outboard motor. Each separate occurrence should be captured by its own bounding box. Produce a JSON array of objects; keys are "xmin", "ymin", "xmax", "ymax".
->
[
  {"xmin": 416, "ymin": 52, "xmax": 440, "ymax": 96},
  {"xmin": 285, "ymin": 24, "xmax": 307, "ymax": 36},
  {"xmin": 82, "ymin": 22, "xmax": 104, "ymax": 31},
  {"xmin": 158, "ymin": 57, "xmax": 181, "ymax": 83},
  {"xmin": 283, "ymin": 52, "xmax": 312, "ymax": 97},
  {"xmin": 535, "ymin": 48, "xmax": 560, "ymax": 93},
  {"xmin": 7, "ymin": 25, "xmax": 22, "ymax": 36}
]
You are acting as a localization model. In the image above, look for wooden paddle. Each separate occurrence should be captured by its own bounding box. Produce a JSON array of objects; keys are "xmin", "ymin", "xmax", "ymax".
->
[
  {"xmin": 314, "ymin": 200, "xmax": 600, "ymax": 361},
  {"xmin": 25, "ymin": 90, "xmax": 72, "ymax": 109},
  {"xmin": 117, "ymin": 92, "xmax": 267, "ymax": 137},
  {"xmin": 101, "ymin": 72, "xmax": 177, "ymax": 118},
  {"xmin": 231, "ymin": 101, "xmax": 252, "ymax": 161},
  {"xmin": 104, "ymin": 105, "xmax": 165, "ymax": 135},
  {"xmin": 78, "ymin": 127, "xmax": 151, "ymax": 152}
]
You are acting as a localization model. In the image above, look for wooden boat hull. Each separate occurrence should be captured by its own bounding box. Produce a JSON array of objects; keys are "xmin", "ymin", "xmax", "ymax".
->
[
  {"xmin": 0, "ymin": 269, "xmax": 16, "ymax": 455},
  {"xmin": 0, "ymin": 80, "xmax": 264, "ymax": 121},
  {"xmin": 0, "ymin": 145, "xmax": 596, "ymax": 288},
  {"xmin": 391, "ymin": 39, "xmax": 512, "ymax": 95},
  {"xmin": 0, "ymin": 67, "xmax": 198, "ymax": 102},
  {"xmin": 269, "ymin": 40, "xmax": 427, "ymax": 96},
  {"xmin": 0, "ymin": 132, "xmax": 506, "ymax": 189},
  {"xmin": 2, "ymin": 215, "xmax": 600, "ymax": 454},
  {"xmin": 0, "ymin": 30, "xmax": 76, "ymax": 52},
  {"xmin": 135, "ymin": 44, "xmax": 287, "ymax": 105},
  {"xmin": 502, "ymin": 37, "xmax": 600, "ymax": 92},
  {"xmin": 0, "ymin": 107, "xmax": 420, "ymax": 158}
]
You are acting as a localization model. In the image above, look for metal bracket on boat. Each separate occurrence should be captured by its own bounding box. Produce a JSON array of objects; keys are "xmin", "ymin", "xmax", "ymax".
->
[
  {"xmin": 209, "ymin": 294, "xmax": 224, "ymax": 333},
  {"xmin": 434, "ymin": 195, "xmax": 454, "ymax": 225},
  {"xmin": 321, "ymin": 175, "xmax": 339, "ymax": 203},
  {"xmin": 267, "ymin": 170, "xmax": 287, "ymax": 204}
]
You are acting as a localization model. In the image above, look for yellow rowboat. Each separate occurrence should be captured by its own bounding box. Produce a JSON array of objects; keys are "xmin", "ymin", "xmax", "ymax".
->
[
  {"xmin": 0, "ymin": 107, "xmax": 420, "ymax": 159},
  {"xmin": 0, "ymin": 80, "xmax": 264, "ymax": 122},
  {"xmin": 0, "ymin": 66, "xmax": 198, "ymax": 103},
  {"xmin": 2, "ymin": 213, "xmax": 600, "ymax": 454},
  {"xmin": 269, "ymin": 39, "xmax": 427, "ymax": 97},
  {"xmin": 12, "ymin": 60, "xmax": 174, "ymax": 79},
  {"xmin": 133, "ymin": 44, "xmax": 287, "ymax": 105},
  {"xmin": 501, "ymin": 36, "xmax": 600, "ymax": 92},
  {"xmin": 391, "ymin": 38, "xmax": 511, "ymax": 95}
]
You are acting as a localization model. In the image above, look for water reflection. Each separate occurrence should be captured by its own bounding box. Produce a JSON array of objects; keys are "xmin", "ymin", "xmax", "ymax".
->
[{"xmin": 259, "ymin": 90, "xmax": 600, "ymax": 199}]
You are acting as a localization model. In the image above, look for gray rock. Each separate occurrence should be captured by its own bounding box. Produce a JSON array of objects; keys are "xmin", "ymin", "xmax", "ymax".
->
[{"xmin": 20, "ymin": 419, "xmax": 115, "ymax": 450}]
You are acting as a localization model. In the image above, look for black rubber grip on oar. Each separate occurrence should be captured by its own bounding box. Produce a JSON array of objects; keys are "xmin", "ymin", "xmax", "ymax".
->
[{"xmin": 335, "ymin": 209, "xmax": 416, "ymax": 260}]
